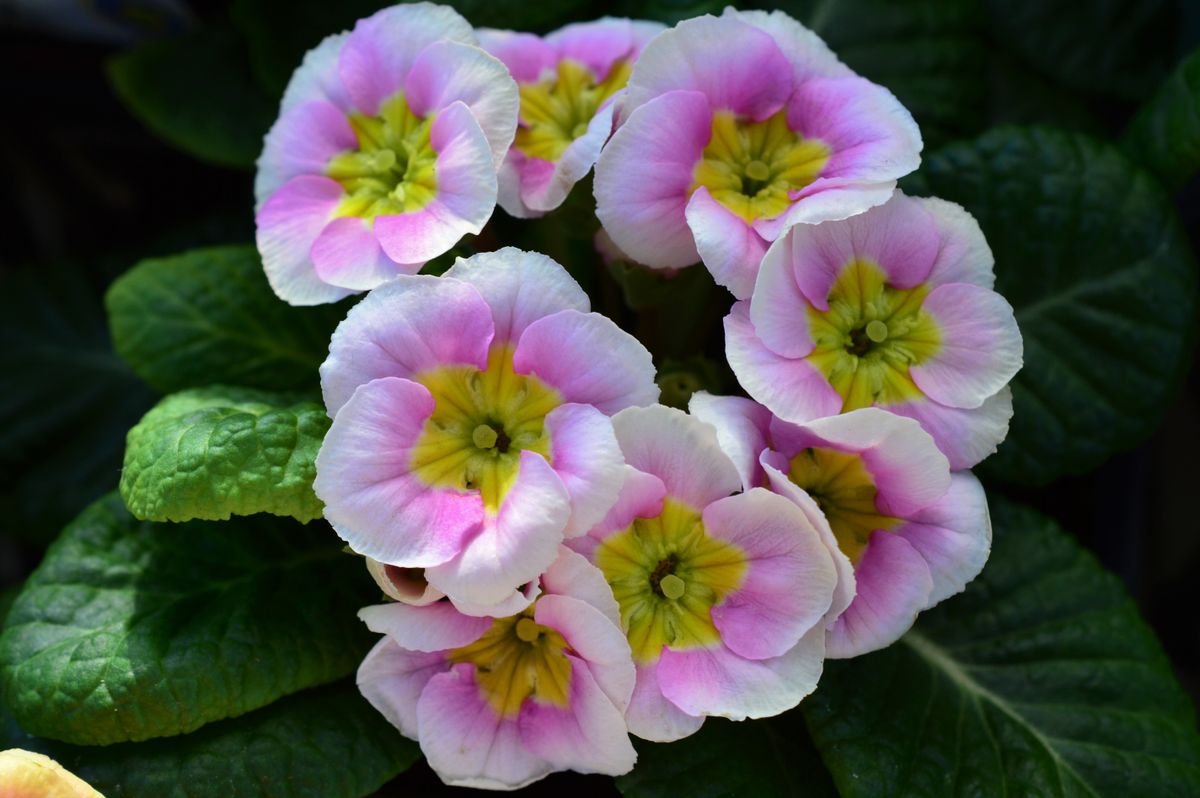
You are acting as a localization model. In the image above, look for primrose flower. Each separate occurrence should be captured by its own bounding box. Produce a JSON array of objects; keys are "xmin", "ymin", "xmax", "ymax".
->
[
  {"xmin": 0, "ymin": 749, "xmax": 102, "ymax": 798},
  {"xmin": 726, "ymin": 191, "xmax": 1023, "ymax": 469},
  {"xmin": 357, "ymin": 547, "xmax": 637, "ymax": 789},
  {"xmin": 692, "ymin": 394, "xmax": 991, "ymax": 658},
  {"xmin": 594, "ymin": 7, "xmax": 921, "ymax": 298},
  {"xmin": 572, "ymin": 405, "xmax": 837, "ymax": 741},
  {"xmin": 314, "ymin": 248, "xmax": 658, "ymax": 614},
  {"xmin": 254, "ymin": 3, "xmax": 518, "ymax": 305},
  {"xmin": 479, "ymin": 18, "xmax": 664, "ymax": 217}
]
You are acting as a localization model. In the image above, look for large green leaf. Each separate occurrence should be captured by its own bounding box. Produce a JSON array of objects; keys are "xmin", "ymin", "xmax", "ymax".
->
[
  {"xmin": 1123, "ymin": 47, "xmax": 1200, "ymax": 192},
  {"xmin": 0, "ymin": 493, "xmax": 373, "ymax": 746},
  {"xmin": 770, "ymin": 0, "xmax": 986, "ymax": 148},
  {"xmin": 108, "ymin": 29, "xmax": 275, "ymax": 169},
  {"xmin": 905, "ymin": 126, "xmax": 1198, "ymax": 486},
  {"xmin": 2, "ymin": 680, "xmax": 418, "ymax": 798},
  {"xmin": 982, "ymin": 0, "xmax": 1175, "ymax": 102},
  {"xmin": 617, "ymin": 712, "xmax": 837, "ymax": 798},
  {"xmin": 803, "ymin": 497, "xmax": 1200, "ymax": 797},
  {"xmin": 106, "ymin": 245, "xmax": 346, "ymax": 393},
  {"xmin": 120, "ymin": 386, "xmax": 329, "ymax": 523},
  {"xmin": 0, "ymin": 265, "xmax": 155, "ymax": 543},
  {"xmin": 231, "ymin": 0, "xmax": 594, "ymax": 95}
]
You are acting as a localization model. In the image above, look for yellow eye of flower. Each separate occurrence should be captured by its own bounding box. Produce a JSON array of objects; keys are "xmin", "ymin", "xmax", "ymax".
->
[
  {"xmin": 691, "ymin": 109, "xmax": 830, "ymax": 223},
  {"xmin": 410, "ymin": 344, "xmax": 561, "ymax": 510},
  {"xmin": 806, "ymin": 259, "xmax": 942, "ymax": 410},
  {"xmin": 327, "ymin": 93, "xmax": 439, "ymax": 218}
]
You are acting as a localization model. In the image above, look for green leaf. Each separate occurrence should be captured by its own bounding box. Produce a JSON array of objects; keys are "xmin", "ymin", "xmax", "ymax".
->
[
  {"xmin": 106, "ymin": 245, "xmax": 347, "ymax": 393},
  {"xmin": 982, "ymin": 0, "xmax": 1175, "ymax": 102},
  {"xmin": 772, "ymin": 0, "xmax": 987, "ymax": 148},
  {"xmin": 120, "ymin": 386, "xmax": 329, "ymax": 523},
  {"xmin": 107, "ymin": 29, "xmax": 275, "ymax": 169},
  {"xmin": 0, "ymin": 493, "xmax": 374, "ymax": 746},
  {"xmin": 232, "ymin": 0, "xmax": 594, "ymax": 95},
  {"xmin": 617, "ymin": 712, "xmax": 837, "ymax": 798},
  {"xmin": 1123, "ymin": 47, "xmax": 1200, "ymax": 192},
  {"xmin": 803, "ymin": 497, "xmax": 1200, "ymax": 797},
  {"xmin": 904, "ymin": 126, "xmax": 1198, "ymax": 486},
  {"xmin": 3, "ymin": 680, "xmax": 419, "ymax": 798},
  {"xmin": 0, "ymin": 264, "xmax": 156, "ymax": 543}
]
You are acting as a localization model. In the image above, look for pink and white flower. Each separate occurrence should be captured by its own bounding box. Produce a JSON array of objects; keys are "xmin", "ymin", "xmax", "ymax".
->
[
  {"xmin": 573, "ymin": 405, "xmax": 837, "ymax": 740},
  {"xmin": 691, "ymin": 394, "xmax": 992, "ymax": 658},
  {"xmin": 254, "ymin": 3, "xmax": 519, "ymax": 305},
  {"xmin": 314, "ymin": 248, "xmax": 658, "ymax": 614},
  {"xmin": 478, "ymin": 18, "xmax": 664, "ymax": 217},
  {"xmin": 357, "ymin": 547, "xmax": 637, "ymax": 789},
  {"xmin": 726, "ymin": 190, "xmax": 1023, "ymax": 469},
  {"xmin": 594, "ymin": 7, "xmax": 921, "ymax": 298}
]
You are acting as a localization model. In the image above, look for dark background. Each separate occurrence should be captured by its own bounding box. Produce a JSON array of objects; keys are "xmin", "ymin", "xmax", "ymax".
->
[{"xmin": 1, "ymin": 1, "xmax": 1197, "ymax": 795}]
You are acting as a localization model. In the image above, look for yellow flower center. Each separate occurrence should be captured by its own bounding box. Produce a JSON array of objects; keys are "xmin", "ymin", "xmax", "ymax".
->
[
  {"xmin": 410, "ymin": 345, "xmax": 560, "ymax": 511},
  {"xmin": 787, "ymin": 447, "xmax": 900, "ymax": 564},
  {"xmin": 691, "ymin": 109, "xmax": 830, "ymax": 223},
  {"xmin": 327, "ymin": 93, "xmax": 438, "ymax": 218},
  {"xmin": 515, "ymin": 59, "xmax": 633, "ymax": 163},
  {"xmin": 448, "ymin": 607, "xmax": 573, "ymax": 717},
  {"xmin": 595, "ymin": 498, "xmax": 748, "ymax": 663},
  {"xmin": 805, "ymin": 259, "xmax": 942, "ymax": 410}
]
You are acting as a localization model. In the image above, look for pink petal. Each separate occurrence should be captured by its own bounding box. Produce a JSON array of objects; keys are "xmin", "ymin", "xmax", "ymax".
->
[
  {"xmin": 583, "ymin": 465, "xmax": 667, "ymax": 544},
  {"xmin": 886, "ymin": 386, "xmax": 1014, "ymax": 471},
  {"xmin": 534, "ymin": 594, "xmax": 636, "ymax": 713},
  {"xmin": 687, "ymin": 392, "xmax": 772, "ymax": 492},
  {"xmin": 594, "ymin": 89, "xmax": 710, "ymax": 269},
  {"xmin": 546, "ymin": 403, "xmax": 625, "ymax": 538},
  {"xmin": 357, "ymin": 638, "xmax": 448, "ymax": 739},
  {"xmin": 514, "ymin": 309, "xmax": 658, "ymax": 414},
  {"xmin": 546, "ymin": 18, "xmax": 636, "ymax": 81},
  {"xmin": 477, "ymin": 29, "xmax": 557, "ymax": 82},
  {"xmin": 686, "ymin": 186, "xmax": 770, "ymax": 300},
  {"xmin": 320, "ymin": 274, "xmax": 493, "ymax": 415},
  {"xmin": 625, "ymin": 660, "xmax": 705, "ymax": 742},
  {"xmin": 748, "ymin": 232, "xmax": 819, "ymax": 358},
  {"xmin": 313, "ymin": 376, "xmax": 484, "ymax": 567},
  {"xmin": 357, "ymin": 601, "xmax": 491, "ymax": 652},
  {"xmin": 255, "ymin": 100, "xmax": 356, "ymax": 208},
  {"xmin": 727, "ymin": 8, "xmax": 850, "ymax": 84},
  {"xmin": 920, "ymin": 196, "xmax": 995, "ymax": 289},
  {"xmin": 280, "ymin": 32, "xmax": 352, "ymax": 114},
  {"xmin": 897, "ymin": 471, "xmax": 991, "ymax": 607},
  {"xmin": 254, "ymin": 175, "xmax": 351, "ymax": 306},
  {"xmin": 310, "ymin": 215, "xmax": 414, "ymax": 292},
  {"xmin": 541, "ymin": 546, "xmax": 624, "ymax": 627}
]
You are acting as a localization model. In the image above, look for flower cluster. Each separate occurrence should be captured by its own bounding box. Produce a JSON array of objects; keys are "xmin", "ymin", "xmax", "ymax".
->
[{"xmin": 256, "ymin": 2, "xmax": 1023, "ymax": 790}]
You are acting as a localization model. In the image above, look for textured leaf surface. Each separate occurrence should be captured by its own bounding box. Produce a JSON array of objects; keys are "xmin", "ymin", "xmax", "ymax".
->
[
  {"xmin": 108, "ymin": 29, "xmax": 275, "ymax": 168},
  {"xmin": 106, "ymin": 245, "xmax": 347, "ymax": 393},
  {"xmin": 0, "ymin": 265, "xmax": 155, "ymax": 542},
  {"xmin": 804, "ymin": 497, "xmax": 1200, "ymax": 797},
  {"xmin": 1123, "ymin": 47, "xmax": 1200, "ymax": 192},
  {"xmin": 120, "ymin": 386, "xmax": 329, "ymax": 523},
  {"xmin": 906, "ymin": 126, "xmax": 1198, "ymax": 485},
  {"xmin": 0, "ymin": 494, "xmax": 374, "ymax": 746},
  {"xmin": 2, "ymin": 680, "xmax": 419, "ymax": 798},
  {"xmin": 617, "ymin": 713, "xmax": 836, "ymax": 798}
]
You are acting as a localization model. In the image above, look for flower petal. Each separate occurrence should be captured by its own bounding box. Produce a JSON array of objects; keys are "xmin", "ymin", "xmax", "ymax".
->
[
  {"xmin": 515, "ymin": 102, "xmax": 614, "ymax": 215},
  {"xmin": 255, "ymin": 100, "xmax": 356, "ymax": 208},
  {"xmin": 337, "ymin": 3, "xmax": 475, "ymax": 116},
  {"xmin": 897, "ymin": 471, "xmax": 991, "ymax": 607},
  {"xmin": 920, "ymin": 196, "xmax": 995, "ymax": 289},
  {"xmin": 443, "ymin": 248, "xmax": 589, "ymax": 344},
  {"xmin": 535, "ymin": 594, "xmax": 636, "ymax": 713},
  {"xmin": 546, "ymin": 404, "xmax": 625, "ymax": 539},
  {"xmin": 594, "ymin": 89, "xmax": 710, "ymax": 269},
  {"xmin": 686, "ymin": 186, "xmax": 769, "ymax": 300},
  {"xmin": 657, "ymin": 625, "xmax": 826, "ymax": 720},
  {"xmin": 405, "ymin": 40, "xmax": 519, "ymax": 167},
  {"xmin": 726, "ymin": 8, "xmax": 849, "ymax": 83},
  {"xmin": 623, "ymin": 14, "xmax": 791, "ymax": 120},
  {"xmin": 514, "ymin": 309, "xmax": 658, "ymax": 414},
  {"xmin": 546, "ymin": 18, "xmax": 637, "ymax": 80},
  {"xmin": 320, "ymin": 274, "xmax": 493, "ymax": 415},
  {"xmin": 254, "ymin": 175, "xmax": 352, "ymax": 306},
  {"xmin": 724, "ymin": 301, "xmax": 843, "ymax": 422},
  {"xmin": 826, "ymin": 530, "xmax": 934, "ymax": 658},
  {"xmin": 580, "ymin": 466, "xmax": 667, "ymax": 553},
  {"xmin": 705, "ymin": 489, "xmax": 836, "ymax": 660},
  {"xmin": 357, "ymin": 637, "xmax": 449, "ymax": 739},
  {"xmin": 748, "ymin": 232, "xmax": 819, "ymax": 358},
  {"xmin": 887, "ymin": 386, "xmax": 1012, "ymax": 471},
  {"xmin": 910, "ymin": 282, "xmax": 1023, "ymax": 410},
  {"xmin": 310, "ymin": 215, "xmax": 414, "ymax": 292},
  {"xmin": 625, "ymin": 661, "xmax": 705, "ymax": 742},
  {"xmin": 425, "ymin": 451, "xmax": 571, "ymax": 607},
  {"xmin": 477, "ymin": 29, "xmax": 557, "ymax": 82},
  {"xmin": 280, "ymin": 32, "xmax": 351, "ymax": 114},
  {"xmin": 687, "ymin": 392, "xmax": 771, "ymax": 492},
  {"xmin": 519, "ymin": 653, "xmax": 636, "ymax": 777},
  {"xmin": 611, "ymin": 405, "xmax": 741, "ymax": 510},
  {"xmin": 358, "ymin": 601, "xmax": 491, "ymax": 652},
  {"xmin": 315, "ymin": 377, "xmax": 485, "ymax": 568},
  {"xmin": 374, "ymin": 102, "xmax": 498, "ymax": 266},
  {"xmin": 542, "ymin": 546, "xmax": 623, "ymax": 627},
  {"xmin": 417, "ymin": 665, "xmax": 551, "ymax": 790},
  {"xmin": 450, "ymin": 581, "xmax": 541, "ymax": 619}
]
